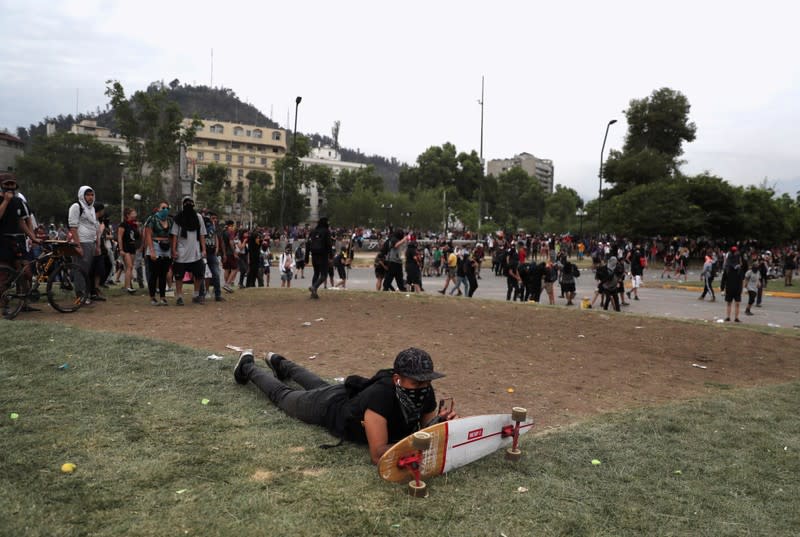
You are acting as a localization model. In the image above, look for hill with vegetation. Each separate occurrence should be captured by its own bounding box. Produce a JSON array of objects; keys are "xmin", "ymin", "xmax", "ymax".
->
[{"xmin": 15, "ymin": 80, "xmax": 403, "ymax": 190}]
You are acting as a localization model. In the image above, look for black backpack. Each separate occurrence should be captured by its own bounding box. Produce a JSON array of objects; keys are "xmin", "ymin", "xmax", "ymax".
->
[
  {"xmin": 309, "ymin": 228, "xmax": 327, "ymax": 255},
  {"xmin": 380, "ymin": 238, "xmax": 392, "ymax": 257},
  {"xmin": 344, "ymin": 369, "xmax": 393, "ymax": 398}
]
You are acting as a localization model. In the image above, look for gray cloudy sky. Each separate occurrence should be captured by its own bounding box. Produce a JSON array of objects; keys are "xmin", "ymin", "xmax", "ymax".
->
[{"xmin": 2, "ymin": 0, "xmax": 799, "ymax": 201}]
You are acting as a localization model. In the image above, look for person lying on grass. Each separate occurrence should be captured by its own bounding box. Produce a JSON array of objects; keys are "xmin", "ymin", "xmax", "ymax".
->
[{"xmin": 233, "ymin": 347, "xmax": 457, "ymax": 464}]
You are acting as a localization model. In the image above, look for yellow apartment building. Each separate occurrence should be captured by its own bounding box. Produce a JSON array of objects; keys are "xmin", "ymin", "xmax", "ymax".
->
[{"xmin": 183, "ymin": 119, "xmax": 287, "ymax": 204}]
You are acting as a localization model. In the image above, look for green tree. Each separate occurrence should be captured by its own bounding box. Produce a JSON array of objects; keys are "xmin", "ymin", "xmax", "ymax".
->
[
  {"xmin": 494, "ymin": 167, "xmax": 544, "ymax": 230},
  {"xmin": 331, "ymin": 166, "xmax": 384, "ymax": 196},
  {"xmin": 543, "ymin": 185, "xmax": 582, "ymax": 233},
  {"xmin": 105, "ymin": 80, "xmax": 201, "ymax": 214},
  {"xmin": 15, "ymin": 132, "xmax": 123, "ymax": 222},
  {"xmin": 603, "ymin": 87, "xmax": 697, "ymax": 197},
  {"xmin": 398, "ymin": 143, "xmax": 485, "ymax": 204},
  {"xmin": 246, "ymin": 170, "xmax": 273, "ymax": 189},
  {"xmin": 195, "ymin": 163, "xmax": 227, "ymax": 211}
]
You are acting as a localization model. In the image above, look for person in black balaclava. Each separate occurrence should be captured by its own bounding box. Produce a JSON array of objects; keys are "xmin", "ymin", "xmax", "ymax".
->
[
  {"xmin": 306, "ymin": 217, "xmax": 333, "ymax": 299},
  {"xmin": 170, "ymin": 196, "xmax": 206, "ymax": 305},
  {"xmin": 232, "ymin": 347, "xmax": 457, "ymax": 464}
]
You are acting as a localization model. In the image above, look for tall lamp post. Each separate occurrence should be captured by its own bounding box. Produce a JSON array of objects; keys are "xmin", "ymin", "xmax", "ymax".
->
[
  {"xmin": 597, "ymin": 119, "xmax": 617, "ymax": 234},
  {"xmin": 119, "ymin": 161, "xmax": 126, "ymax": 221},
  {"xmin": 477, "ymin": 75, "xmax": 485, "ymax": 232},
  {"xmin": 575, "ymin": 208, "xmax": 587, "ymax": 237},
  {"xmin": 281, "ymin": 96, "xmax": 302, "ymax": 229}
]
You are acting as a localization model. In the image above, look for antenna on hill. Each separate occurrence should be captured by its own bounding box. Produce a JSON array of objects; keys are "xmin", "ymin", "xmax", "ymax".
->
[
  {"xmin": 332, "ymin": 120, "xmax": 341, "ymax": 150},
  {"xmin": 210, "ymin": 48, "xmax": 214, "ymax": 87},
  {"xmin": 76, "ymin": 89, "xmax": 79, "ymax": 117}
]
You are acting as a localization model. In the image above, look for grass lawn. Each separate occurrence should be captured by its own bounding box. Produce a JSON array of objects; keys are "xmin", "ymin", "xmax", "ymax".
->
[{"xmin": 2, "ymin": 321, "xmax": 798, "ymax": 536}]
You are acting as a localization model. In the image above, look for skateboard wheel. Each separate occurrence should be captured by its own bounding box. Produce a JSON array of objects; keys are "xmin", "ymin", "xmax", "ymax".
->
[
  {"xmin": 407, "ymin": 480, "xmax": 428, "ymax": 498},
  {"xmin": 411, "ymin": 431, "xmax": 432, "ymax": 450},
  {"xmin": 511, "ymin": 407, "xmax": 527, "ymax": 422},
  {"xmin": 506, "ymin": 447, "xmax": 523, "ymax": 461}
]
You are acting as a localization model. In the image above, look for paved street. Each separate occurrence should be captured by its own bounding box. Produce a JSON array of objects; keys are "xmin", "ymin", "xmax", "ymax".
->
[{"xmin": 320, "ymin": 265, "xmax": 800, "ymax": 329}]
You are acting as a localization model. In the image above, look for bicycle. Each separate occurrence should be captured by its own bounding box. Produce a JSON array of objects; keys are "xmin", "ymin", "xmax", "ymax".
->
[{"xmin": 0, "ymin": 240, "xmax": 90, "ymax": 320}]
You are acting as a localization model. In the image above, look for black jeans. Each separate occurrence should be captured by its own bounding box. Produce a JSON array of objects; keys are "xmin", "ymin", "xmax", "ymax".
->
[
  {"xmin": 602, "ymin": 290, "xmax": 620, "ymax": 311},
  {"xmin": 383, "ymin": 262, "xmax": 406, "ymax": 292},
  {"xmin": 146, "ymin": 256, "xmax": 172, "ymax": 298},
  {"xmin": 311, "ymin": 253, "xmax": 328, "ymax": 292},
  {"xmin": 467, "ymin": 275, "xmax": 478, "ymax": 297},
  {"xmin": 243, "ymin": 358, "xmax": 345, "ymax": 426},
  {"xmin": 246, "ymin": 263, "xmax": 263, "ymax": 287},
  {"xmin": 506, "ymin": 275, "xmax": 520, "ymax": 301}
]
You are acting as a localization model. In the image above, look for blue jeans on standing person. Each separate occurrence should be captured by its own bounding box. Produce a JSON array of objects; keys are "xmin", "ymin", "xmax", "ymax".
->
[
  {"xmin": 206, "ymin": 252, "xmax": 222, "ymax": 298},
  {"xmin": 241, "ymin": 357, "xmax": 346, "ymax": 425},
  {"xmin": 450, "ymin": 275, "xmax": 469, "ymax": 296}
]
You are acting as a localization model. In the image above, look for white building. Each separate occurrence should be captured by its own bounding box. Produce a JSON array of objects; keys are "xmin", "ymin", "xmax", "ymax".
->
[
  {"xmin": 487, "ymin": 152, "xmax": 554, "ymax": 193},
  {"xmin": 0, "ymin": 131, "xmax": 24, "ymax": 172},
  {"xmin": 300, "ymin": 144, "xmax": 365, "ymax": 223}
]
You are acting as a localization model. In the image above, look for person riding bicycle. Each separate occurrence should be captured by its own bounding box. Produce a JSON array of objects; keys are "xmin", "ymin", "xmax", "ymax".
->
[{"xmin": 0, "ymin": 174, "xmax": 41, "ymax": 315}]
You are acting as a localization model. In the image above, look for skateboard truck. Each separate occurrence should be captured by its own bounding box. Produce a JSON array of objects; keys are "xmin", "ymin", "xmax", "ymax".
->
[
  {"xmin": 399, "ymin": 432, "xmax": 432, "ymax": 497},
  {"xmin": 504, "ymin": 407, "xmax": 527, "ymax": 461}
]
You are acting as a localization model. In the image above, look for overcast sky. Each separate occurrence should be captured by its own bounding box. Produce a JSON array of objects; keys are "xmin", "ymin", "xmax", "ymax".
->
[{"xmin": 1, "ymin": 0, "xmax": 799, "ymax": 201}]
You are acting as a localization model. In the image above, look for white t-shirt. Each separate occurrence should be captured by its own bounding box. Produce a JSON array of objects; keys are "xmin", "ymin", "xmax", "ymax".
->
[{"xmin": 170, "ymin": 214, "xmax": 206, "ymax": 263}]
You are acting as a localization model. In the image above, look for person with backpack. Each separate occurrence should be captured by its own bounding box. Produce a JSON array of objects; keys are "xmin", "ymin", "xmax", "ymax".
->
[
  {"xmin": 597, "ymin": 257, "xmax": 620, "ymax": 311},
  {"xmin": 279, "ymin": 244, "xmax": 295, "ymax": 288},
  {"xmin": 294, "ymin": 244, "xmax": 306, "ymax": 279},
  {"xmin": 382, "ymin": 229, "xmax": 407, "ymax": 292},
  {"xmin": 306, "ymin": 217, "xmax": 333, "ymax": 299},
  {"xmin": 200, "ymin": 210, "xmax": 225, "ymax": 301},
  {"xmin": 143, "ymin": 200, "xmax": 173, "ymax": 306},
  {"xmin": 558, "ymin": 255, "xmax": 579, "ymax": 306},
  {"xmin": 67, "ymin": 185, "xmax": 100, "ymax": 304},
  {"xmin": 626, "ymin": 244, "xmax": 645, "ymax": 301},
  {"xmin": 721, "ymin": 246, "xmax": 744, "ymax": 322},
  {"xmin": 233, "ymin": 347, "xmax": 457, "ymax": 464}
]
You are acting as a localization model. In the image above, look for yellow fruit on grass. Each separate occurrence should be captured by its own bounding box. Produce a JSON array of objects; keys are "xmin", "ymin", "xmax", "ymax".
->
[{"xmin": 61, "ymin": 463, "xmax": 76, "ymax": 473}]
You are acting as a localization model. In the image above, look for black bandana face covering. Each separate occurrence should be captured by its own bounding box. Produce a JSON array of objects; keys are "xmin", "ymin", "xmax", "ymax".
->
[{"xmin": 395, "ymin": 385, "xmax": 431, "ymax": 426}]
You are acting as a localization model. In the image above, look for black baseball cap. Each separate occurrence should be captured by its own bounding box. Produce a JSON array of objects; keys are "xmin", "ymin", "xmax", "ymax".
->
[{"xmin": 393, "ymin": 348, "xmax": 445, "ymax": 381}]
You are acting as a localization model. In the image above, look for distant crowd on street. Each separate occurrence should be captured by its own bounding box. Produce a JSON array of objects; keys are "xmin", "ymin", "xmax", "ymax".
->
[{"xmin": 2, "ymin": 172, "xmax": 798, "ymax": 323}]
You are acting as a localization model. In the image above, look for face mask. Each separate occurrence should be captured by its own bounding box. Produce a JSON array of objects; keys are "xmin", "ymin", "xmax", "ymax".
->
[
  {"xmin": 157, "ymin": 208, "xmax": 169, "ymax": 219},
  {"xmin": 395, "ymin": 384, "xmax": 431, "ymax": 425}
]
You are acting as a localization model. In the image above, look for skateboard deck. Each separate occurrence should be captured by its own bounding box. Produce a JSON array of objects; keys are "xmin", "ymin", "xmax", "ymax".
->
[{"xmin": 378, "ymin": 413, "xmax": 534, "ymax": 483}]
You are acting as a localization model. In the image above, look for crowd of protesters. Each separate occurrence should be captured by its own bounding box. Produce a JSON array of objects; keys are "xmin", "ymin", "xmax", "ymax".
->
[{"xmin": 2, "ymin": 173, "xmax": 798, "ymax": 322}]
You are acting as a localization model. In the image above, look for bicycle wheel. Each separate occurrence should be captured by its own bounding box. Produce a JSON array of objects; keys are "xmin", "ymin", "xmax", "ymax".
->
[
  {"xmin": 47, "ymin": 262, "xmax": 88, "ymax": 313},
  {"xmin": 0, "ymin": 266, "xmax": 25, "ymax": 320}
]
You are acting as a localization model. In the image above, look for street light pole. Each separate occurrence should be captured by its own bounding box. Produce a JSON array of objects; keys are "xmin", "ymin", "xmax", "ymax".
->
[
  {"xmin": 477, "ymin": 75, "xmax": 485, "ymax": 233},
  {"xmin": 575, "ymin": 208, "xmax": 587, "ymax": 237},
  {"xmin": 597, "ymin": 119, "xmax": 617, "ymax": 234},
  {"xmin": 119, "ymin": 162, "xmax": 126, "ymax": 221},
  {"xmin": 281, "ymin": 96, "xmax": 302, "ymax": 230}
]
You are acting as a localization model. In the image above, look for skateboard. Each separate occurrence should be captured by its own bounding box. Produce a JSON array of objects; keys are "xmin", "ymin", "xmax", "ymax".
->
[{"xmin": 378, "ymin": 407, "xmax": 533, "ymax": 497}]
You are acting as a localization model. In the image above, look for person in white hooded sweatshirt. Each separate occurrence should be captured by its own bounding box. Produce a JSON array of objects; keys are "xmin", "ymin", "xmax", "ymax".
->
[{"xmin": 68, "ymin": 186, "xmax": 100, "ymax": 303}]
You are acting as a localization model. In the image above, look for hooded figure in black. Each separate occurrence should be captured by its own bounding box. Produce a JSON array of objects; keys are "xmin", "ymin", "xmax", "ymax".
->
[
  {"xmin": 175, "ymin": 196, "xmax": 200, "ymax": 239},
  {"xmin": 307, "ymin": 217, "xmax": 333, "ymax": 299}
]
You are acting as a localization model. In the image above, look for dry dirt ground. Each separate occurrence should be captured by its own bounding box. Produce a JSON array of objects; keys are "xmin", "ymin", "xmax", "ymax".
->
[{"xmin": 37, "ymin": 288, "xmax": 800, "ymax": 431}]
